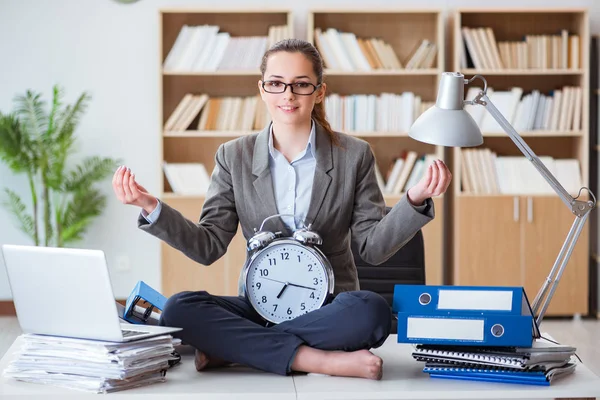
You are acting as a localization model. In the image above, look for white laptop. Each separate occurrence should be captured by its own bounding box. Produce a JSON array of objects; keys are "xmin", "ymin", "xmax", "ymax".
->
[{"xmin": 1, "ymin": 244, "xmax": 182, "ymax": 342}]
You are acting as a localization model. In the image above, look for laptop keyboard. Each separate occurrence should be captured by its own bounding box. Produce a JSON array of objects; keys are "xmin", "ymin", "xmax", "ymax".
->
[{"xmin": 121, "ymin": 329, "xmax": 147, "ymax": 337}]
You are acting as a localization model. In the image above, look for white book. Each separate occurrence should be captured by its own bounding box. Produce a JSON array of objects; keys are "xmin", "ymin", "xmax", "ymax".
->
[
  {"xmin": 191, "ymin": 26, "xmax": 220, "ymax": 71},
  {"xmin": 404, "ymin": 159, "xmax": 425, "ymax": 191},
  {"xmin": 163, "ymin": 162, "xmax": 211, "ymax": 195},
  {"xmin": 341, "ymin": 32, "xmax": 371, "ymax": 71},
  {"xmin": 208, "ymin": 32, "xmax": 231, "ymax": 71},
  {"xmin": 163, "ymin": 25, "xmax": 192, "ymax": 71},
  {"xmin": 554, "ymin": 159, "xmax": 581, "ymax": 194},
  {"xmin": 325, "ymin": 28, "xmax": 355, "ymax": 70},
  {"xmin": 385, "ymin": 158, "xmax": 405, "ymax": 194},
  {"xmin": 177, "ymin": 26, "xmax": 208, "ymax": 71},
  {"xmin": 549, "ymin": 90, "xmax": 562, "ymax": 131},
  {"xmin": 480, "ymin": 87, "xmax": 523, "ymax": 133},
  {"xmin": 393, "ymin": 151, "xmax": 418, "ymax": 194}
]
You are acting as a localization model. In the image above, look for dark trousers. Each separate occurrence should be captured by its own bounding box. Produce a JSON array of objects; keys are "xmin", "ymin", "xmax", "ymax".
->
[{"xmin": 159, "ymin": 290, "xmax": 392, "ymax": 376}]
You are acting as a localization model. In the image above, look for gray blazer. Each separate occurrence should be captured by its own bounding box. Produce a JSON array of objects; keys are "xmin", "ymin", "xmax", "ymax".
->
[{"xmin": 139, "ymin": 123, "xmax": 434, "ymax": 295}]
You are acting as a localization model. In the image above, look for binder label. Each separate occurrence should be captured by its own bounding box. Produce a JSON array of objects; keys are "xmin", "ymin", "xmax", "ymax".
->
[
  {"xmin": 438, "ymin": 290, "xmax": 513, "ymax": 311},
  {"xmin": 407, "ymin": 317, "xmax": 484, "ymax": 340}
]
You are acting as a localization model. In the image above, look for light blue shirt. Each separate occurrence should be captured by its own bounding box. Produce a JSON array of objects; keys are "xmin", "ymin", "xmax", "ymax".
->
[{"xmin": 143, "ymin": 122, "xmax": 317, "ymax": 231}]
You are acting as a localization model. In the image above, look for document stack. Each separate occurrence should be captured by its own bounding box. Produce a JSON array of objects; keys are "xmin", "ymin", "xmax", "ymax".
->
[
  {"xmin": 392, "ymin": 285, "xmax": 578, "ymax": 386},
  {"xmin": 412, "ymin": 339, "xmax": 577, "ymax": 386},
  {"xmin": 3, "ymin": 333, "xmax": 180, "ymax": 393}
]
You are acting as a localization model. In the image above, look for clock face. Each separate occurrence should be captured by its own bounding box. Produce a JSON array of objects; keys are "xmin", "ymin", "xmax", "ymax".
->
[{"xmin": 245, "ymin": 241, "xmax": 330, "ymax": 323}]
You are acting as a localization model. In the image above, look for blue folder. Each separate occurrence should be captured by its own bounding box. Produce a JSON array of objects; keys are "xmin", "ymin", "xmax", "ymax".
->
[
  {"xmin": 393, "ymin": 285, "xmax": 539, "ymax": 347},
  {"xmin": 423, "ymin": 363, "xmax": 576, "ymax": 386}
]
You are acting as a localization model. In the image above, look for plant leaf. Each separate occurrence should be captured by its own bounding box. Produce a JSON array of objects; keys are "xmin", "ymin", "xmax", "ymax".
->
[
  {"xmin": 1, "ymin": 188, "xmax": 36, "ymax": 242},
  {"xmin": 60, "ymin": 188, "xmax": 106, "ymax": 244},
  {"xmin": 0, "ymin": 112, "xmax": 38, "ymax": 173},
  {"xmin": 63, "ymin": 156, "xmax": 119, "ymax": 192}
]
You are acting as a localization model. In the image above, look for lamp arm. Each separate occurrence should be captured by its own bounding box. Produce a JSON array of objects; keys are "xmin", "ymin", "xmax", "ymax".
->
[{"xmin": 475, "ymin": 92, "xmax": 596, "ymax": 326}]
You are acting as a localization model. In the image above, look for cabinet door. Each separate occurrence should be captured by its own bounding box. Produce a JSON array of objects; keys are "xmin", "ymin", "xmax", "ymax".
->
[
  {"xmin": 454, "ymin": 196, "xmax": 522, "ymax": 286},
  {"xmin": 522, "ymin": 197, "xmax": 588, "ymax": 316},
  {"xmin": 161, "ymin": 198, "xmax": 245, "ymax": 297}
]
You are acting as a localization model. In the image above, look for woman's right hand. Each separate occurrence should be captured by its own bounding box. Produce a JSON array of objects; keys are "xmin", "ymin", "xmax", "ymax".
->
[{"xmin": 112, "ymin": 166, "xmax": 158, "ymax": 214}]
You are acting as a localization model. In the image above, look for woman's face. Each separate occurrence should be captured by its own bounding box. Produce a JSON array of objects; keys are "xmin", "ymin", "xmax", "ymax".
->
[{"xmin": 258, "ymin": 51, "xmax": 326, "ymax": 128}]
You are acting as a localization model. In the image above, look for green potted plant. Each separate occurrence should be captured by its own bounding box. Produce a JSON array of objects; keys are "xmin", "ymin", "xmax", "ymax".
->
[{"xmin": 0, "ymin": 85, "xmax": 120, "ymax": 247}]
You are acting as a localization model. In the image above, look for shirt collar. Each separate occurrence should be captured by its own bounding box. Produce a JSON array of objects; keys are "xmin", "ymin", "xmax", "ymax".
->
[{"xmin": 268, "ymin": 120, "xmax": 316, "ymax": 163}]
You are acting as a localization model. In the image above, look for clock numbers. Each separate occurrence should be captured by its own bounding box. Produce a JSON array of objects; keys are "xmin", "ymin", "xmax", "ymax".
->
[{"xmin": 248, "ymin": 243, "xmax": 328, "ymax": 323}]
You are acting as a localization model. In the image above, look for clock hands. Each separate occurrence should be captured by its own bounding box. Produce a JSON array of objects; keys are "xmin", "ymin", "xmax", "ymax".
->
[
  {"xmin": 261, "ymin": 277, "xmax": 316, "ymax": 292},
  {"xmin": 286, "ymin": 282, "xmax": 316, "ymax": 291},
  {"xmin": 276, "ymin": 284, "xmax": 288, "ymax": 299}
]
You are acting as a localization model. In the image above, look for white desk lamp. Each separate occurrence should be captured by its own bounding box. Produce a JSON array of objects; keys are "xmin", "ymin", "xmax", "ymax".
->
[{"xmin": 409, "ymin": 72, "xmax": 596, "ymax": 327}]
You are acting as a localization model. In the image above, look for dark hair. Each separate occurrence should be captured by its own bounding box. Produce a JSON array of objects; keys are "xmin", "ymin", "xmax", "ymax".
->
[{"xmin": 260, "ymin": 39, "xmax": 339, "ymax": 146}]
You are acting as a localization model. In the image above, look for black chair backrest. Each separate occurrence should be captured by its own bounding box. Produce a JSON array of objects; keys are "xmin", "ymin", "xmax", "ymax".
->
[{"xmin": 351, "ymin": 208, "xmax": 426, "ymax": 333}]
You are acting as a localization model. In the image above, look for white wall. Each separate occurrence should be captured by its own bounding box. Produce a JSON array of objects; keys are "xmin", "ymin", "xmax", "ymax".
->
[{"xmin": 0, "ymin": 0, "xmax": 599, "ymax": 299}]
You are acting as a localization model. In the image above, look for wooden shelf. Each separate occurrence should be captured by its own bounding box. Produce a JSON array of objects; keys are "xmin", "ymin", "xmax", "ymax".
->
[
  {"xmin": 164, "ymin": 130, "xmax": 418, "ymax": 138},
  {"xmin": 164, "ymin": 130, "xmax": 255, "ymax": 138},
  {"xmin": 163, "ymin": 70, "xmax": 260, "ymax": 76},
  {"xmin": 461, "ymin": 68, "xmax": 584, "ymax": 76},
  {"xmin": 324, "ymin": 69, "xmax": 440, "ymax": 76},
  {"xmin": 452, "ymin": 8, "xmax": 590, "ymax": 317},
  {"xmin": 482, "ymin": 130, "xmax": 585, "ymax": 137}
]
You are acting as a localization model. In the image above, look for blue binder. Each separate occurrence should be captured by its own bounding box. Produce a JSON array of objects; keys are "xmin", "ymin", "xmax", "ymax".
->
[
  {"xmin": 124, "ymin": 281, "xmax": 168, "ymax": 325},
  {"xmin": 393, "ymin": 285, "xmax": 533, "ymax": 315},
  {"xmin": 393, "ymin": 285, "xmax": 539, "ymax": 347}
]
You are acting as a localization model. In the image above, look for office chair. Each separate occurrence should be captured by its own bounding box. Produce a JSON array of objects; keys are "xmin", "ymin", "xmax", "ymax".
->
[{"xmin": 351, "ymin": 209, "xmax": 426, "ymax": 334}]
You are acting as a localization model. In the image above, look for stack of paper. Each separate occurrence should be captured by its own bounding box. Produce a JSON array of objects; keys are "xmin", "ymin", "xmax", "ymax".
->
[
  {"xmin": 412, "ymin": 337, "xmax": 578, "ymax": 386},
  {"xmin": 3, "ymin": 334, "xmax": 179, "ymax": 393}
]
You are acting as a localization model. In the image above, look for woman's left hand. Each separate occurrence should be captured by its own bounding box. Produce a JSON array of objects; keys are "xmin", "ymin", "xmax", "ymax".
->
[{"xmin": 407, "ymin": 159, "xmax": 452, "ymax": 206}]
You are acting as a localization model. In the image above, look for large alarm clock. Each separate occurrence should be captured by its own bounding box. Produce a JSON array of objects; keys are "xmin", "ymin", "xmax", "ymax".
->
[{"xmin": 241, "ymin": 215, "xmax": 335, "ymax": 324}]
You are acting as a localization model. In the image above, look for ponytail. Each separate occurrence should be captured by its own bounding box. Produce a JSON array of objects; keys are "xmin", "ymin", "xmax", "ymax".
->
[{"xmin": 312, "ymin": 101, "xmax": 339, "ymax": 146}]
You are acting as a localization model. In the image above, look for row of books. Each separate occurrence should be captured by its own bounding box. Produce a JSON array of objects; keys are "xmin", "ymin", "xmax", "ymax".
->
[
  {"xmin": 465, "ymin": 85, "xmax": 583, "ymax": 133},
  {"xmin": 163, "ymin": 24, "xmax": 292, "ymax": 72},
  {"xmin": 314, "ymin": 28, "xmax": 436, "ymax": 71},
  {"xmin": 164, "ymin": 94, "xmax": 270, "ymax": 132},
  {"xmin": 3, "ymin": 333, "xmax": 179, "ymax": 393},
  {"xmin": 325, "ymin": 93, "xmax": 433, "ymax": 133},
  {"xmin": 460, "ymin": 148, "xmax": 582, "ymax": 195},
  {"xmin": 461, "ymin": 26, "xmax": 580, "ymax": 70},
  {"xmin": 376, "ymin": 152, "xmax": 437, "ymax": 195},
  {"xmin": 163, "ymin": 162, "xmax": 211, "ymax": 195}
]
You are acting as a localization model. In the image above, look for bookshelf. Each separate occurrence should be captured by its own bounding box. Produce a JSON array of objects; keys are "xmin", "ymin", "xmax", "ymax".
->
[
  {"xmin": 159, "ymin": 9, "xmax": 293, "ymax": 297},
  {"xmin": 307, "ymin": 9, "xmax": 445, "ymax": 285},
  {"xmin": 452, "ymin": 9, "xmax": 590, "ymax": 316}
]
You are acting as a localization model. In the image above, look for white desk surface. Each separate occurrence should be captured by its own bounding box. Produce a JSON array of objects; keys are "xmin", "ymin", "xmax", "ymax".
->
[{"xmin": 1, "ymin": 334, "xmax": 599, "ymax": 399}]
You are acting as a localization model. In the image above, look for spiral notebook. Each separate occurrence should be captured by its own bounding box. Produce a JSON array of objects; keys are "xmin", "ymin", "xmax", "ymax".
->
[
  {"xmin": 423, "ymin": 363, "xmax": 576, "ymax": 386},
  {"xmin": 412, "ymin": 337, "xmax": 576, "ymax": 370}
]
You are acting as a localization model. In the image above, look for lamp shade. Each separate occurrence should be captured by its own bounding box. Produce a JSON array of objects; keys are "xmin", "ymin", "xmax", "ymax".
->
[{"xmin": 408, "ymin": 72, "xmax": 483, "ymax": 147}]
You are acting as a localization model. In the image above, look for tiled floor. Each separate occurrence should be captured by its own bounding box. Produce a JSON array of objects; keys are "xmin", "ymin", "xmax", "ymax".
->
[{"xmin": 0, "ymin": 316, "xmax": 599, "ymax": 376}]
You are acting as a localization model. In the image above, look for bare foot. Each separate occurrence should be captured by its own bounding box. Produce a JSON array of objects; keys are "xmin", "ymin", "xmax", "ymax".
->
[
  {"xmin": 292, "ymin": 346, "xmax": 383, "ymax": 380},
  {"xmin": 194, "ymin": 349, "xmax": 230, "ymax": 372},
  {"xmin": 324, "ymin": 349, "xmax": 383, "ymax": 380}
]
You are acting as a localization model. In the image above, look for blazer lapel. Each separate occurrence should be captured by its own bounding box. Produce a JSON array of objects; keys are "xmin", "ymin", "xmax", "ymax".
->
[
  {"xmin": 252, "ymin": 124, "xmax": 287, "ymax": 232},
  {"xmin": 304, "ymin": 124, "xmax": 333, "ymax": 228}
]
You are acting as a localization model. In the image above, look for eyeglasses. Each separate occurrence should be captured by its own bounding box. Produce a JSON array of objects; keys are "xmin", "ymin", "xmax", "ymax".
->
[{"xmin": 261, "ymin": 80, "xmax": 321, "ymax": 95}]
